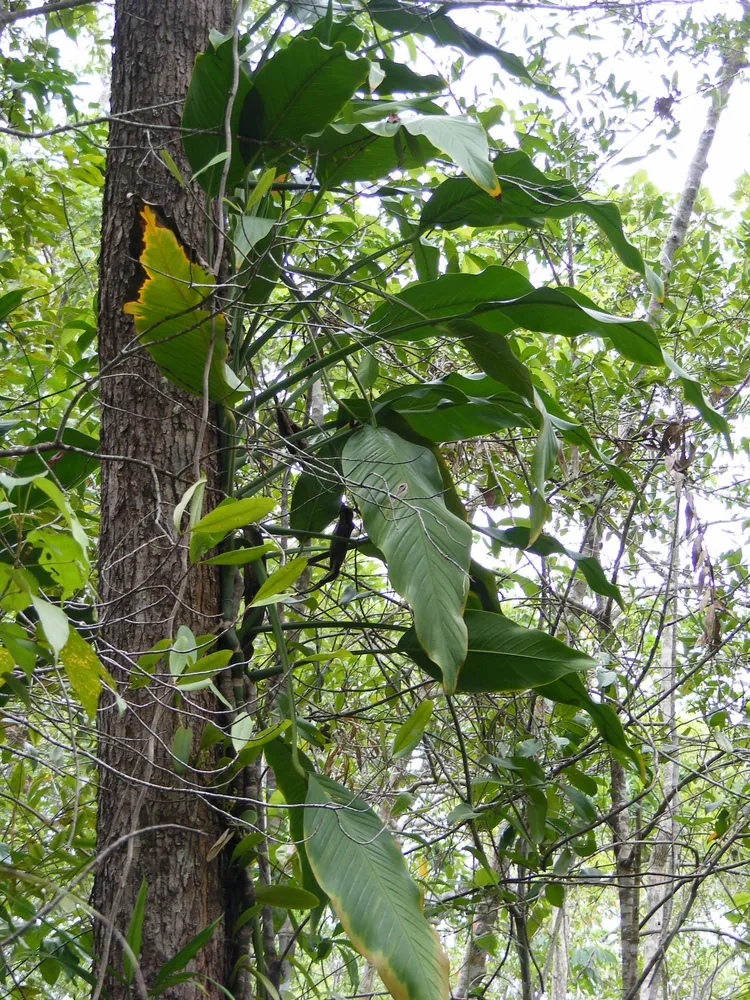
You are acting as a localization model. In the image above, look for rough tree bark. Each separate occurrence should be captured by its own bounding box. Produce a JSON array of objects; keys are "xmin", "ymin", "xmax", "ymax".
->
[{"xmin": 93, "ymin": 1, "xmax": 232, "ymax": 997}]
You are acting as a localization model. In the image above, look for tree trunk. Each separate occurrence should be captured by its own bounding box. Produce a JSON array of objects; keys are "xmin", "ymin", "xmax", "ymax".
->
[
  {"xmin": 549, "ymin": 903, "xmax": 569, "ymax": 1000},
  {"xmin": 455, "ymin": 889, "xmax": 500, "ymax": 998},
  {"xmin": 641, "ymin": 477, "xmax": 682, "ymax": 1000},
  {"xmin": 93, "ymin": 1, "xmax": 232, "ymax": 997}
]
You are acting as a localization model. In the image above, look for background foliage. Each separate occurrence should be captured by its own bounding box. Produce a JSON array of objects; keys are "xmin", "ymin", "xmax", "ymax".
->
[{"xmin": 2, "ymin": 1, "xmax": 750, "ymax": 998}]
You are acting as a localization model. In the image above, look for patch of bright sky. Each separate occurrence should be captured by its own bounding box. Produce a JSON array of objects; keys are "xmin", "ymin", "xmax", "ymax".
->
[{"xmin": 446, "ymin": 0, "xmax": 750, "ymax": 208}]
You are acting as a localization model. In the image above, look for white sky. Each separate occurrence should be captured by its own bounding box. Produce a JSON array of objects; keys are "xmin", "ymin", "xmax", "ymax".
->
[{"xmin": 446, "ymin": 0, "xmax": 750, "ymax": 208}]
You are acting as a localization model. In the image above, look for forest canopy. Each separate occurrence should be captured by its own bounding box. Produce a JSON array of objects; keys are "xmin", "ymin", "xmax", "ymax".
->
[{"xmin": 1, "ymin": 1, "xmax": 750, "ymax": 999}]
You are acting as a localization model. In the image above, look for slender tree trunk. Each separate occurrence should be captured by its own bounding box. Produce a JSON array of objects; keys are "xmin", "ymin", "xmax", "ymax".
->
[
  {"xmin": 610, "ymin": 758, "xmax": 641, "ymax": 1000},
  {"xmin": 549, "ymin": 903, "xmax": 569, "ymax": 1000},
  {"xmin": 455, "ymin": 889, "xmax": 500, "ymax": 998},
  {"xmin": 647, "ymin": 1, "xmax": 750, "ymax": 322},
  {"xmin": 641, "ymin": 479, "xmax": 682, "ymax": 1000},
  {"xmin": 611, "ymin": 15, "xmax": 750, "ymax": 999},
  {"xmin": 93, "ymin": 1, "xmax": 232, "ymax": 997}
]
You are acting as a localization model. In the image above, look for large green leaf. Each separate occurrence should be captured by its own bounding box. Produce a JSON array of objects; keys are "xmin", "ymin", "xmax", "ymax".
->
[
  {"xmin": 395, "ymin": 394, "xmax": 533, "ymax": 442},
  {"xmin": 370, "ymin": 266, "xmax": 664, "ymax": 366},
  {"xmin": 342, "ymin": 379, "xmax": 535, "ymax": 443},
  {"xmin": 59, "ymin": 626, "xmax": 115, "ymax": 717},
  {"xmin": 445, "ymin": 318, "xmax": 534, "ymax": 400},
  {"xmin": 239, "ymin": 36, "xmax": 369, "ymax": 160},
  {"xmin": 264, "ymin": 739, "xmax": 327, "ymax": 912},
  {"xmin": 402, "ymin": 116, "xmax": 500, "ymax": 195},
  {"xmin": 400, "ymin": 608, "xmax": 593, "ymax": 692},
  {"xmin": 304, "ymin": 774, "xmax": 450, "ymax": 1000},
  {"xmin": 306, "ymin": 115, "xmax": 498, "ymax": 194},
  {"xmin": 366, "ymin": 0, "xmax": 559, "ymax": 99},
  {"xmin": 290, "ymin": 442, "xmax": 343, "ymax": 539},
  {"xmin": 537, "ymin": 671, "xmax": 634, "ymax": 761},
  {"xmin": 372, "ymin": 59, "xmax": 446, "ymax": 96},
  {"xmin": 123, "ymin": 204, "xmax": 248, "ymax": 402},
  {"xmin": 305, "ymin": 120, "xmax": 438, "ymax": 187},
  {"xmin": 342, "ymin": 426, "xmax": 471, "ymax": 694},
  {"xmin": 182, "ymin": 34, "xmax": 253, "ymax": 195},
  {"xmin": 13, "ymin": 428, "xmax": 99, "ymax": 507},
  {"xmin": 399, "ymin": 609, "xmax": 631, "ymax": 757},
  {"xmin": 253, "ymin": 884, "xmax": 319, "ymax": 909},
  {"xmin": 420, "ymin": 149, "xmax": 657, "ymax": 289}
]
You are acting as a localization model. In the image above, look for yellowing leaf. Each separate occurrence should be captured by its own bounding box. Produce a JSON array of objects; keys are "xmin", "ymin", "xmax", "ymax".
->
[
  {"xmin": 305, "ymin": 775, "xmax": 449, "ymax": 1000},
  {"xmin": 59, "ymin": 626, "xmax": 115, "ymax": 717},
  {"xmin": 124, "ymin": 203, "xmax": 248, "ymax": 403},
  {"xmin": 0, "ymin": 646, "xmax": 14, "ymax": 684}
]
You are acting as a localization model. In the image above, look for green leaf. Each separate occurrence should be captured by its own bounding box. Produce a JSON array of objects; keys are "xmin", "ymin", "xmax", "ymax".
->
[
  {"xmin": 304, "ymin": 774, "xmax": 450, "ymax": 1000},
  {"xmin": 59, "ymin": 625, "xmax": 115, "ymax": 716},
  {"xmin": 231, "ymin": 716, "xmax": 290, "ymax": 756},
  {"xmin": 176, "ymin": 648, "xmax": 233, "ymax": 690},
  {"xmin": 173, "ymin": 476, "xmax": 206, "ymax": 532},
  {"xmin": 357, "ymin": 351, "xmax": 379, "ymax": 391},
  {"xmin": 662, "ymin": 350, "xmax": 732, "ymax": 449},
  {"xmin": 252, "ymin": 557, "xmax": 308, "ymax": 604},
  {"xmin": 190, "ymin": 149, "xmax": 229, "ymax": 182},
  {"xmin": 487, "ymin": 526, "xmax": 624, "ymax": 609},
  {"xmin": 191, "ymin": 496, "xmax": 275, "ymax": 535},
  {"xmin": 536, "ymin": 671, "xmax": 635, "ymax": 763},
  {"xmin": 447, "ymin": 802, "xmax": 477, "ymax": 825},
  {"xmin": 171, "ymin": 726, "xmax": 193, "ymax": 775},
  {"xmin": 239, "ymin": 36, "xmax": 369, "ymax": 160},
  {"xmin": 182, "ymin": 34, "xmax": 253, "ymax": 195},
  {"xmin": 371, "ymin": 266, "xmax": 664, "ymax": 367},
  {"xmin": 39, "ymin": 957, "xmax": 61, "ymax": 986},
  {"xmin": 169, "ymin": 625, "xmax": 197, "ymax": 677},
  {"xmin": 264, "ymin": 739, "xmax": 327, "ymax": 911},
  {"xmin": 254, "ymin": 884, "xmax": 320, "ymax": 909},
  {"xmin": 153, "ymin": 916, "xmax": 223, "ymax": 990},
  {"xmin": 0, "ymin": 288, "xmax": 27, "ymax": 321},
  {"xmin": 530, "ymin": 406, "xmax": 559, "ymax": 493},
  {"xmin": 342, "ymin": 426, "xmax": 471, "ymax": 694},
  {"xmin": 246, "ymin": 166, "xmax": 277, "ymax": 209},
  {"xmin": 124, "ymin": 204, "xmax": 248, "ymax": 402},
  {"xmin": 420, "ymin": 149, "xmax": 651, "ymax": 283},
  {"xmin": 27, "ymin": 526, "xmax": 88, "ymax": 598},
  {"xmin": 32, "ymin": 597, "xmax": 69, "ymax": 659},
  {"xmin": 233, "ymin": 215, "xmax": 277, "ymax": 263},
  {"xmin": 399, "ymin": 609, "xmax": 635, "ymax": 762},
  {"xmin": 400, "ymin": 609, "xmax": 593, "ymax": 692},
  {"xmin": 545, "ymin": 883, "xmax": 564, "ymax": 907},
  {"xmin": 304, "ymin": 119, "xmax": 437, "ymax": 187},
  {"xmin": 367, "ymin": 375, "xmax": 535, "ymax": 443},
  {"xmin": 562, "ymin": 783, "xmax": 597, "ymax": 825},
  {"xmin": 392, "ymin": 699, "xmax": 434, "ymax": 759},
  {"xmin": 160, "ymin": 149, "xmax": 185, "ymax": 186},
  {"xmin": 444, "ymin": 319, "xmax": 533, "ymax": 400},
  {"xmin": 13, "ymin": 428, "xmax": 99, "ymax": 505},
  {"xmin": 366, "ymin": 0, "xmax": 558, "ymax": 99},
  {"xmin": 200, "ymin": 543, "xmax": 278, "ymax": 565},
  {"xmin": 290, "ymin": 441, "xmax": 344, "ymax": 539},
  {"xmin": 404, "ymin": 115, "xmax": 499, "ymax": 194},
  {"xmin": 373, "ymin": 59, "xmax": 446, "ymax": 96},
  {"xmin": 124, "ymin": 878, "xmax": 148, "ymax": 984}
]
